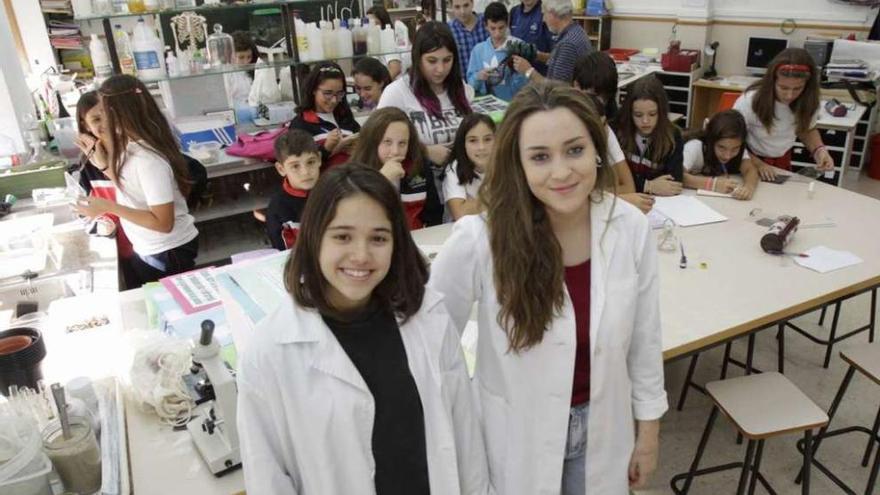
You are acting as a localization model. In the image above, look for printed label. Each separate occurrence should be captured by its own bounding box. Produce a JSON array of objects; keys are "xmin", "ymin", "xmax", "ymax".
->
[{"xmin": 133, "ymin": 50, "xmax": 160, "ymax": 70}]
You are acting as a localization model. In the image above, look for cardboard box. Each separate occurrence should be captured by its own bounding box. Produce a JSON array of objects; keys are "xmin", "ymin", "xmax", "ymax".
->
[{"xmin": 173, "ymin": 115, "xmax": 237, "ymax": 152}]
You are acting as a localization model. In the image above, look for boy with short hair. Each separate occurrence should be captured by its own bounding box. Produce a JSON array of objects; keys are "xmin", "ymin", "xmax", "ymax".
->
[
  {"xmin": 266, "ymin": 129, "xmax": 321, "ymax": 250},
  {"xmin": 466, "ymin": 2, "xmax": 528, "ymax": 101},
  {"xmin": 448, "ymin": 0, "xmax": 488, "ymax": 72}
]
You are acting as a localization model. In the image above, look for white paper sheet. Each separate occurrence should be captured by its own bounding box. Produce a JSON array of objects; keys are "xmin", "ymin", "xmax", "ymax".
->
[
  {"xmin": 794, "ymin": 246, "xmax": 864, "ymax": 274},
  {"xmin": 652, "ymin": 196, "xmax": 728, "ymax": 227}
]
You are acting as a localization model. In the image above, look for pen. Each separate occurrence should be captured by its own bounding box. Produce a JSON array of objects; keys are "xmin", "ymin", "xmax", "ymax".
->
[{"xmin": 679, "ymin": 241, "xmax": 687, "ymax": 269}]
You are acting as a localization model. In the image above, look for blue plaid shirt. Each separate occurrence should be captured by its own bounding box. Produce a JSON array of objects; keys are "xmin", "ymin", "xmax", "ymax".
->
[{"xmin": 449, "ymin": 15, "xmax": 489, "ymax": 76}]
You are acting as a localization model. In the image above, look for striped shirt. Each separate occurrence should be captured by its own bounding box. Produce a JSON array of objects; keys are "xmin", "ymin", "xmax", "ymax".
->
[
  {"xmin": 449, "ymin": 15, "xmax": 489, "ymax": 74},
  {"xmin": 546, "ymin": 22, "xmax": 593, "ymax": 82}
]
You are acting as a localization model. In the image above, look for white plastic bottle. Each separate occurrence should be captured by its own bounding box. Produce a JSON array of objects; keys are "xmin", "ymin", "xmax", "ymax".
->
[
  {"xmin": 131, "ymin": 18, "xmax": 166, "ymax": 80},
  {"xmin": 165, "ymin": 47, "xmax": 179, "ymax": 77},
  {"xmin": 336, "ymin": 20, "xmax": 353, "ymax": 59},
  {"xmin": 351, "ymin": 18, "xmax": 366, "ymax": 55},
  {"xmin": 380, "ymin": 25, "xmax": 395, "ymax": 55},
  {"xmin": 89, "ymin": 34, "xmax": 113, "ymax": 82},
  {"xmin": 113, "ymin": 25, "xmax": 137, "ymax": 76},
  {"xmin": 294, "ymin": 17, "xmax": 309, "ymax": 61},
  {"xmin": 321, "ymin": 21, "xmax": 336, "ymax": 60},
  {"xmin": 394, "ymin": 19, "xmax": 410, "ymax": 49},
  {"xmin": 366, "ymin": 23, "xmax": 381, "ymax": 55},
  {"xmin": 307, "ymin": 22, "xmax": 324, "ymax": 61}
]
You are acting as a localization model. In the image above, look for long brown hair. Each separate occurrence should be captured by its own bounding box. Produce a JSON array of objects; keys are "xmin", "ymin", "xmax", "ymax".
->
[
  {"xmin": 285, "ymin": 163, "xmax": 428, "ymax": 322},
  {"xmin": 683, "ymin": 109, "xmax": 748, "ymax": 176},
  {"xmin": 746, "ymin": 47, "xmax": 819, "ymax": 135},
  {"xmin": 616, "ymin": 75, "xmax": 676, "ymax": 166},
  {"xmin": 483, "ymin": 82, "xmax": 614, "ymax": 352},
  {"xmin": 350, "ymin": 107, "xmax": 426, "ymax": 177},
  {"xmin": 98, "ymin": 75, "xmax": 190, "ymax": 196}
]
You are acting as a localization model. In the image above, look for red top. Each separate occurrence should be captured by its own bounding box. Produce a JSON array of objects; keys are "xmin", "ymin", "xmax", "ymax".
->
[{"xmin": 565, "ymin": 259, "xmax": 591, "ymax": 406}]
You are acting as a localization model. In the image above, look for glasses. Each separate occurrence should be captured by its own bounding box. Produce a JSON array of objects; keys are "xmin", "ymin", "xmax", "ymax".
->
[{"xmin": 319, "ymin": 90, "xmax": 347, "ymax": 100}]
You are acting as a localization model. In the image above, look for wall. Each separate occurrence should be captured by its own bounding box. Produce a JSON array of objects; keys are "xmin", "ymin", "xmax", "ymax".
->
[
  {"xmin": 608, "ymin": 0, "xmax": 877, "ymax": 76},
  {"xmin": 0, "ymin": 0, "xmax": 32, "ymax": 152}
]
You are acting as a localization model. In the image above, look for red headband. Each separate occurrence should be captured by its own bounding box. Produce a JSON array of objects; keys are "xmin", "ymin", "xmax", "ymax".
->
[{"xmin": 776, "ymin": 64, "xmax": 812, "ymax": 76}]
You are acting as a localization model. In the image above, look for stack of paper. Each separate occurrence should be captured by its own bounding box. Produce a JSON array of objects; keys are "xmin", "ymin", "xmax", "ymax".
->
[
  {"xmin": 652, "ymin": 196, "xmax": 728, "ymax": 227},
  {"xmin": 826, "ymin": 59, "xmax": 873, "ymax": 81}
]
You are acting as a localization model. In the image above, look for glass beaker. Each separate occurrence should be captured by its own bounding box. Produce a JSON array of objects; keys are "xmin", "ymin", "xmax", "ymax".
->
[{"xmin": 41, "ymin": 416, "xmax": 102, "ymax": 494}]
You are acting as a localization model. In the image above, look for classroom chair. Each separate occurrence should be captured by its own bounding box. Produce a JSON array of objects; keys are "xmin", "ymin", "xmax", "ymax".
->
[
  {"xmin": 717, "ymin": 91, "xmax": 741, "ymax": 112},
  {"xmin": 794, "ymin": 344, "xmax": 880, "ymax": 494},
  {"xmin": 784, "ymin": 288, "xmax": 877, "ymax": 368},
  {"xmin": 671, "ymin": 372, "xmax": 829, "ymax": 495}
]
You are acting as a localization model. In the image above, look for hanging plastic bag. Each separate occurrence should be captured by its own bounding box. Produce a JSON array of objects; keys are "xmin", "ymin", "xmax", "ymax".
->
[{"xmin": 248, "ymin": 59, "xmax": 282, "ymax": 107}]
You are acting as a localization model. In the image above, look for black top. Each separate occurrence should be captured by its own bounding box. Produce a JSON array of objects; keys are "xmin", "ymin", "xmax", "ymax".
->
[
  {"xmin": 625, "ymin": 128, "xmax": 685, "ymax": 193},
  {"xmin": 322, "ymin": 306, "xmax": 431, "ymax": 495},
  {"xmin": 265, "ymin": 180, "xmax": 308, "ymax": 250}
]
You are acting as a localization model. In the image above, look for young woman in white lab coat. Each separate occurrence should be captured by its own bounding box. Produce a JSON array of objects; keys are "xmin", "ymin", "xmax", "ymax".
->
[
  {"xmin": 430, "ymin": 83, "xmax": 668, "ymax": 495},
  {"xmin": 237, "ymin": 164, "xmax": 490, "ymax": 495}
]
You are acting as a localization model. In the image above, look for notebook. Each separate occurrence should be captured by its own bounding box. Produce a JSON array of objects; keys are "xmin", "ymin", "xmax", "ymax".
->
[{"xmin": 652, "ymin": 196, "xmax": 728, "ymax": 227}]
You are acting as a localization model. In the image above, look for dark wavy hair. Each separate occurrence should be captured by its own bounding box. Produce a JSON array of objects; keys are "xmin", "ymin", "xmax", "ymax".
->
[
  {"xmin": 98, "ymin": 75, "xmax": 190, "ymax": 196},
  {"xmin": 684, "ymin": 109, "xmax": 747, "ymax": 176},
  {"xmin": 409, "ymin": 21, "xmax": 472, "ymax": 120},
  {"xmin": 297, "ymin": 61, "xmax": 356, "ymax": 124},
  {"xmin": 366, "ymin": 5, "xmax": 393, "ymax": 28},
  {"xmin": 447, "ymin": 113, "xmax": 496, "ymax": 186},
  {"xmin": 285, "ymin": 163, "xmax": 428, "ymax": 321},
  {"xmin": 484, "ymin": 82, "xmax": 614, "ymax": 352},
  {"xmin": 572, "ymin": 51, "xmax": 619, "ymax": 120}
]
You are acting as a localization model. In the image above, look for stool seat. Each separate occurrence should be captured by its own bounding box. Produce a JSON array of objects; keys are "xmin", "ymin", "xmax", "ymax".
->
[
  {"xmin": 841, "ymin": 344, "xmax": 880, "ymax": 385},
  {"xmin": 707, "ymin": 372, "xmax": 829, "ymax": 439}
]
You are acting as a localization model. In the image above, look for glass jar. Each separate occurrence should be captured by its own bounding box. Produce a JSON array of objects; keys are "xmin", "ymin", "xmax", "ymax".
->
[
  {"xmin": 41, "ymin": 417, "xmax": 102, "ymax": 494},
  {"xmin": 206, "ymin": 24, "xmax": 234, "ymax": 67}
]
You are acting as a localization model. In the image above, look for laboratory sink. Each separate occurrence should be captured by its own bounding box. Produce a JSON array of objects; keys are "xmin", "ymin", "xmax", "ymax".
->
[{"xmin": 0, "ymin": 269, "xmax": 93, "ymax": 327}]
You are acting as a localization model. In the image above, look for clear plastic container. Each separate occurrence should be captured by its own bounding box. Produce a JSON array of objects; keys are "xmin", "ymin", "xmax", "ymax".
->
[
  {"xmin": 48, "ymin": 118, "xmax": 78, "ymax": 161},
  {"xmin": 189, "ymin": 141, "xmax": 222, "ymax": 164},
  {"xmin": 207, "ymin": 24, "xmax": 234, "ymax": 67},
  {"xmin": 41, "ymin": 417, "xmax": 101, "ymax": 495},
  {"xmin": 0, "ymin": 416, "xmax": 51, "ymax": 495}
]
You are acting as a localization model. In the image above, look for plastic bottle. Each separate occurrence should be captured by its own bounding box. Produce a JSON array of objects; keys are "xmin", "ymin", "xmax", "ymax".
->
[
  {"xmin": 307, "ymin": 22, "xmax": 324, "ymax": 61},
  {"xmin": 336, "ymin": 20, "xmax": 353, "ymax": 59},
  {"xmin": 366, "ymin": 23, "xmax": 381, "ymax": 55},
  {"xmin": 394, "ymin": 19, "xmax": 410, "ymax": 49},
  {"xmin": 352, "ymin": 18, "xmax": 367, "ymax": 56},
  {"xmin": 321, "ymin": 21, "xmax": 336, "ymax": 60},
  {"xmin": 380, "ymin": 25, "xmax": 395, "ymax": 55},
  {"xmin": 113, "ymin": 25, "xmax": 137, "ymax": 76},
  {"xmin": 131, "ymin": 18, "xmax": 166, "ymax": 80},
  {"xmin": 295, "ymin": 17, "xmax": 309, "ymax": 61},
  {"xmin": 166, "ymin": 47, "xmax": 179, "ymax": 77},
  {"xmin": 89, "ymin": 34, "xmax": 113, "ymax": 82}
]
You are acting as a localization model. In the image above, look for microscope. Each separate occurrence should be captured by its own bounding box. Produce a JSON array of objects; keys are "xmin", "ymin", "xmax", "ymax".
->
[{"xmin": 186, "ymin": 320, "xmax": 241, "ymax": 476}]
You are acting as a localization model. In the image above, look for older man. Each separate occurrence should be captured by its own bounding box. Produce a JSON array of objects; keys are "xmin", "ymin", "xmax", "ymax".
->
[{"xmin": 511, "ymin": 0, "xmax": 592, "ymax": 83}]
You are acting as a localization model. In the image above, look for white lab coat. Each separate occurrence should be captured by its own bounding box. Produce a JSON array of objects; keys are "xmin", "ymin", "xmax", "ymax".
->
[
  {"xmin": 236, "ymin": 288, "xmax": 491, "ymax": 495},
  {"xmin": 429, "ymin": 194, "xmax": 668, "ymax": 494}
]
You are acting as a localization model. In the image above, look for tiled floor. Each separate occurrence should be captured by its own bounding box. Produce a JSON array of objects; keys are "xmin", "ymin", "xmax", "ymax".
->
[{"xmin": 636, "ymin": 170, "xmax": 880, "ymax": 494}]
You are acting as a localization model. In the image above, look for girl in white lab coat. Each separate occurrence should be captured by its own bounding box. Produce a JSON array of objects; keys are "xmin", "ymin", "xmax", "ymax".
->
[
  {"xmin": 237, "ymin": 163, "xmax": 490, "ymax": 495},
  {"xmin": 430, "ymin": 83, "xmax": 667, "ymax": 495}
]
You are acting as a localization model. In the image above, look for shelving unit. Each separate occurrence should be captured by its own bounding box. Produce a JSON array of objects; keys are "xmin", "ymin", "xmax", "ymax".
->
[
  {"xmin": 618, "ymin": 64, "xmax": 703, "ymax": 128},
  {"xmin": 571, "ymin": 14, "xmax": 610, "ymax": 51}
]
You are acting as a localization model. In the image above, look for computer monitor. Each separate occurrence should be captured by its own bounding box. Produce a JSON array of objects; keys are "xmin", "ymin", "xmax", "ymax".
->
[{"xmin": 746, "ymin": 37, "xmax": 789, "ymax": 75}]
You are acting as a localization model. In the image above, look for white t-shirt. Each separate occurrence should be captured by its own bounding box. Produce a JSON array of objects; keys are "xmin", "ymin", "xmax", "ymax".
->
[
  {"xmin": 382, "ymin": 51, "xmax": 413, "ymax": 80},
  {"xmin": 683, "ymin": 138, "xmax": 751, "ymax": 174},
  {"xmin": 606, "ymin": 124, "xmax": 625, "ymax": 165},
  {"xmin": 443, "ymin": 160, "xmax": 483, "ymax": 202},
  {"xmin": 733, "ymin": 89, "xmax": 818, "ymax": 158},
  {"xmin": 377, "ymin": 75, "xmax": 476, "ymax": 146},
  {"xmin": 116, "ymin": 141, "xmax": 198, "ymax": 256}
]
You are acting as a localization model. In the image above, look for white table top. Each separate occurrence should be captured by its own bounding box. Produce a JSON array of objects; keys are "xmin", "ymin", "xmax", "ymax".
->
[
  {"xmin": 816, "ymin": 100, "xmax": 868, "ymax": 130},
  {"xmin": 412, "ymin": 178, "xmax": 880, "ymax": 360}
]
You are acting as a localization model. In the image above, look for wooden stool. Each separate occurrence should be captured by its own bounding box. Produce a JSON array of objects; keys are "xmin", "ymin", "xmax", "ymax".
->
[
  {"xmin": 671, "ymin": 372, "xmax": 829, "ymax": 494},
  {"xmin": 795, "ymin": 345, "xmax": 880, "ymax": 494}
]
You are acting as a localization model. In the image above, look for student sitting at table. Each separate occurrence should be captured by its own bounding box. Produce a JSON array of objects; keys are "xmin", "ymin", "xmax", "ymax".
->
[
  {"xmin": 572, "ymin": 53, "xmax": 652, "ymax": 213},
  {"xmin": 237, "ymin": 164, "xmax": 490, "ymax": 495},
  {"xmin": 265, "ymin": 129, "xmax": 320, "ymax": 250},
  {"xmin": 290, "ymin": 62, "xmax": 361, "ymax": 169},
  {"xmin": 443, "ymin": 113, "xmax": 495, "ymax": 220},
  {"xmin": 466, "ymin": 2, "xmax": 529, "ymax": 101},
  {"xmin": 733, "ymin": 47, "xmax": 834, "ymax": 180},
  {"xmin": 682, "ymin": 110, "xmax": 759, "ymax": 200},
  {"xmin": 349, "ymin": 107, "xmax": 443, "ymax": 229},
  {"xmin": 615, "ymin": 75, "xmax": 684, "ymax": 196},
  {"xmin": 352, "ymin": 57, "xmax": 392, "ymax": 113}
]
